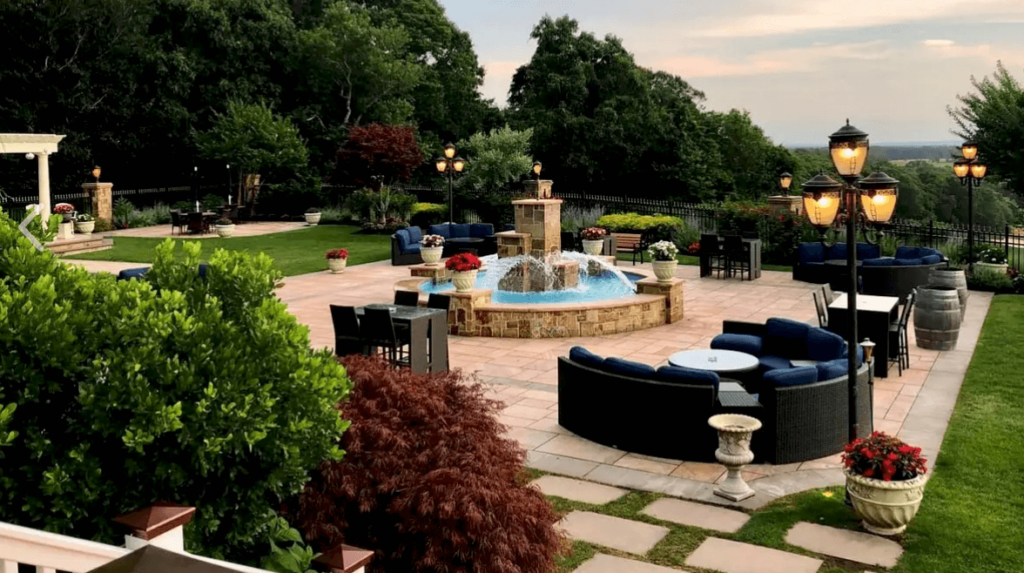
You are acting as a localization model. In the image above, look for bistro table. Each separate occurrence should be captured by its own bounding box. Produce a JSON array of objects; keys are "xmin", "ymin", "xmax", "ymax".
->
[
  {"xmin": 667, "ymin": 349, "xmax": 759, "ymax": 375},
  {"xmin": 698, "ymin": 236, "xmax": 762, "ymax": 280},
  {"xmin": 355, "ymin": 303, "xmax": 448, "ymax": 375},
  {"xmin": 826, "ymin": 292, "xmax": 898, "ymax": 378}
]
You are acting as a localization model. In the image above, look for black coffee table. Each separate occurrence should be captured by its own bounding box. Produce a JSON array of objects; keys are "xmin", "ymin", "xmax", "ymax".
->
[{"xmin": 444, "ymin": 237, "xmax": 484, "ymax": 256}]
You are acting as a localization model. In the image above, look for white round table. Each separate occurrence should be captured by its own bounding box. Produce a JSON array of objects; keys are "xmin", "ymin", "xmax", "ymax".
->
[{"xmin": 667, "ymin": 349, "xmax": 759, "ymax": 374}]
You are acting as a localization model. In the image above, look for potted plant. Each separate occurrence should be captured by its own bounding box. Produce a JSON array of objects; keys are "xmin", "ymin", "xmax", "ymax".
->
[
  {"xmin": 305, "ymin": 207, "xmax": 322, "ymax": 226},
  {"xmin": 445, "ymin": 252, "xmax": 481, "ymax": 292},
  {"xmin": 215, "ymin": 217, "xmax": 236, "ymax": 238},
  {"xmin": 421, "ymin": 234, "xmax": 445, "ymax": 266},
  {"xmin": 648, "ymin": 240, "xmax": 679, "ymax": 282},
  {"xmin": 74, "ymin": 213, "xmax": 95, "ymax": 236},
  {"xmin": 843, "ymin": 431, "xmax": 928, "ymax": 535},
  {"xmin": 581, "ymin": 227, "xmax": 607, "ymax": 255},
  {"xmin": 326, "ymin": 248, "xmax": 349, "ymax": 274},
  {"xmin": 973, "ymin": 244, "xmax": 1008, "ymax": 274},
  {"xmin": 54, "ymin": 203, "xmax": 75, "ymax": 223}
]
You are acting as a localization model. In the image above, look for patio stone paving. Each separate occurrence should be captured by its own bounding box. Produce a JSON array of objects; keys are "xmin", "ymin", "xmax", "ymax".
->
[
  {"xmin": 530, "ymin": 475, "xmax": 627, "ymax": 504},
  {"xmin": 685, "ymin": 537, "xmax": 822, "ymax": 573},
  {"xmin": 570, "ymin": 554, "xmax": 685, "ymax": 573},
  {"xmin": 641, "ymin": 498, "xmax": 750, "ymax": 533},
  {"xmin": 99, "ymin": 220, "xmax": 306, "ymax": 239},
  {"xmin": 560, "ymin": 511, "xmax": 669, "ymax": 554},
  {"xmin": 785, "ymin": 522, "xmax": 903, "ymax": 568}
]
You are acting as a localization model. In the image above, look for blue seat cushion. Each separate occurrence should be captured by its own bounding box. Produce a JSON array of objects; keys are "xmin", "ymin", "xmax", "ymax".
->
[
  {"xmin": 603, "ymin": 357, "xmax": 656, "ymax": 378},
  {"xmin": 759, "ymin": 354, "xmax": 792, "ymax": 372},
  {"xmin": 395, "ymin": 229, "xmax": 411, "ymax": 251},
  {"xmin": 804, "ymin": 261, "xmax": 824, "ymax": 266},
  {"xmin": 117, "ymin": 268, "xmax": 149, "ymax": 281},
  {"xmin": 895, "ymin": 245, "xmax": 920, "ymax": 259},
  {"xmin": 816, "ymin": 358, "xmax": 848, "ymax": 382},
  {"xmin": 569, "ymin": 346, "xmax": 604, "ymax": 369},
  {"xmin": 198, "ymin": 263, "xmax": 209, "ymax": 279},
  {"xmin": 857, "ymin": 243, "xmax": 881, "ymax": 260},
  {"xmin": 428, "ymin": 224, "xmax": 451, "ymax": 239},
  {"xmin": 894, "ymin": 258, "xmax": 923, "ymax": 266},
  {"xmin": 711, "ymin": 333, "xmax": 763, "ymax": 356},
  {"xmin": 764, "ymin": 366, "xmax": 818, "ymax": 387},
  {"xmin": 656, "ymin": 366, "xmax": 720, "ymax": 390},
  {"xmin": 827, "ymin": 243, "xmax": 848, "ymax": 261},
  {"xmin": 921, "ymin": 254, "xmax": 943, "ymax": 265},
  {"xmin": 807, "ymin": 327, "xmax": 847, "ymax": 362},
  {"xmin": 470, "ymin": 223, "xmax": 494, "ymax": 237},
  {"xmin": 798, "ymin": 243, "xmax": 826, "ymax": 265},
  {"xmin": 450, "ymin": 223, "xmax": 471, "ymax": 238},
  {"xmin": 840, "ymin": 343, "xmax": 865, "ymax": 366},
  {"xmin": 406, "ymin": 226, "xmax": 423, "ymax": 243},
  {"xmin": 403, "ymin": 243, "xmax": 421, "ymax": 254},
  {"xmin": 863, "ymin": 257, "xmax": 894, "ymax": 266},
  {"xmin": 763, "ymin": 318, "xmax": 811, "ymax": 359}
]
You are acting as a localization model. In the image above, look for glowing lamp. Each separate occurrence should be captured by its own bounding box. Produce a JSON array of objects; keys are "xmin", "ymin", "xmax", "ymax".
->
[
  {"xmin": 953, "ymin": 161, "xmax": 970, "ymax": 179},
  {"xmin": 858, "ymin": 171, "xmax": 900, "ymax": 223},
  {"xmin": 435, "ymin": 157, "xmax": 447, "ymax": 173},
  {"xmin": 779, "ymin": 172, "xmax": 793, "ymax": 193},
  {"xmin": 828, "ymin": 120, "xmax": 869, "ymax": 180},
  {"xmin": 453, "ymin": 156, "xmax": 465, "ymax": 173},
  {"xmin": 91, "ymin": 166, "xmax": 101, "ymax": 182},
  {"xmin": 444, "ymin": 143, "xmax": 456, "ymax": 159},
  {"xmin": 801, "ymin": 172, "xmax": 843, "ymax": 228},
  {"xmin": 961, "ymin": 142, "xmax": 978, "ymax": 160},
  {"xmin": 970, "ymin": 162, "xmax": 987, "ymax": 179}
]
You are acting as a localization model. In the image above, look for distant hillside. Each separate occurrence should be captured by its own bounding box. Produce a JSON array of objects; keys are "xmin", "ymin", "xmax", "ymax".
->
[{"xmin": 788, "ymin": 145, "xmax": 959, "ymax": 162}]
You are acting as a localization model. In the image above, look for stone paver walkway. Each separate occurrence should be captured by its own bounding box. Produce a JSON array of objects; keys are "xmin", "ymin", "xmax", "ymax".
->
[
  {"xmin": 531, "ymin": 475, "xmax": 627, "ymax": 504},
  {"xmin": 641, "ymin": 497, "xmax": 749, "ymax": 533},
  {"xmin": 100, "ymin": 220, "xmax": 307, "ymax": 239},
  {"xmin": 785, "ymin": 522, "xmax": 903, "ymax": 568},
  {"xmin": 560, "ymin": 511, "xmax": 669, "ymax": 555},
  {"xmin": 685, "ymin": 537, "xmax": 822, "ymax": 573},
  {"xmin": 572, "ymin": 554, "xmax": 685, "ymax": 573}
]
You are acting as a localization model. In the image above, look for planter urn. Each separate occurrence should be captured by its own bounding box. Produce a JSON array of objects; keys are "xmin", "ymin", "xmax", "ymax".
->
[
  {"xmin": 305, "ymin": 212, "xmax": 322, "ymax": 226},
  {"xmin": 582, "ymin": 239, "xmax": 604, "ymax": 256},
  {"xmin": 451, "ymin": 269, "xmax": 478, "ymax": 292},
  {"xmin": 974, "ymin": 261, "xmax": 1007, "ymax": 275},
  {"xmin": 215, "ymin": 224, "xmax": 236, "ymax": 238},
  {"xmin": 845, "ymin": 470, "xmax": 928, "ymax": 535},
  {"xmin": 708, "ymin": 414, "xmax": 762, "ymax": 501},
  {"xmin": 327, "ymin": 258, "xmax": 347, "ymax": 274},
  {"xmin": 74, "ymin": 220, "xmax": 95, "ymax": 236},
  {"xmin": 652, "ymin": 260, "xmax": 678, "ymax": 283},
  {"xmin": 421, "ymin": 245, "xmax": 444, "ymax": 266}
]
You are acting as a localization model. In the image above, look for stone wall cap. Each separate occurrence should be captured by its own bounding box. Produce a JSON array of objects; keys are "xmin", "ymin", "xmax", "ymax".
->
[
  {"xmin": 112, "ymin": 502, "xmax": 196, "ymax": 540},
  {"xmin": 511, "ymin": 199, "xmax": 563, "ymax": 205},
  {"xmin": 313, "ymin": 544, "xmax": 374, "ymax": 573}
]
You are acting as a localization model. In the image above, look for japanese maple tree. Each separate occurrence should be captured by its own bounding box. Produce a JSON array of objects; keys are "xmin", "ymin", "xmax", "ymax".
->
[{"xmin": 334, "ymin": 124, "xmax": 424, "ymax": 189}]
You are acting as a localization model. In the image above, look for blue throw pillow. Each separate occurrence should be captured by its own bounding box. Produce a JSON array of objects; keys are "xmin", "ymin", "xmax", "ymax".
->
[
  {"xmin": 856, "ymin": 242, "xmax": 881, "ymax": 260},
  {"xmin": 894, "ymin": 246, "xmax": 919, "ymax": 259},
  {"xmin": 470, "ymin": 223, "xmax": 494, "ymax": 237},
  {"xmin": 569, "ymin": 346, "xmax": 604, "ymax": 368},
  {"xmin": 711, "ymin": 333, "xmax": 763, "ymax": 356},
  {"xmin": 117, "ymin": 267, "xmax": 149, "ymax": 281},
  {"xmin": 827, "ymin": 243, "xmax": 848, "ymax": 261},
  {"xmin": 407, "ymin": 226, "xmax": 423, "ymax": 243},
  {"xmin": 917, "ymin": 247, "xmax": 939, "ymax": 258},
  {"xmin": 798, "ymin": 242, "xmax": 826, "ymax": 264},
  {"xmin": 450, "ymin": 223, "xmax": 471, "ymax": 238},
  {"xmin": 921, "ymin": 254, "xmax": 942, "ymax": 265},
  {"xmin": 862, "ymin": 257, "xmax": 894, "ymax": 266},
  {"xmin": 656, "ymin": 366, "xmax": 720, "ymax": 390},
  {"xmin": 894, "ymin": 258, "xmax": 923, "ymax": 266},
  {"xmin": 764, "ymin": 366, "xmax": 818, "ymax": 387},
  {"xmin": 198, "ymin": 263, "xmax": 209, "ymax": 279},
  {"xmin": 816, "ymin": 359, "xmax": 848, "ymax": 382},
  {"xmin": 763, "ymin": 318, "xmax": 811, "ymax": 359},
  {"xmin": 603, "ymin": 357, "xmax": 656, "ymax": 378},
  {"xmin": 758, "ymin": 354, "xmax": 792, "ymax": 372},
  {"xmin": 395, "ymin": 229, "xmax": 410, "ymax": 251},
  {"xmin": 428, "ymin": 224, "xmax": 451, "ymax": 239},
  {"xmin": 839, "ymin": 343, "xmax": 865, "ymax": 366},
  {"xmin": 806, "ymin": 327, "xmax": 847, "ymax": 362}
]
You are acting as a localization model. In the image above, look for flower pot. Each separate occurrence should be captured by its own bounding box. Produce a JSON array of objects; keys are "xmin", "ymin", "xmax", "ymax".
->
[
  {"xmin": 914, "ymin": 286, "xmax": 961, "ymax": 351},
  {"xmin": 451, "ymin": 269, "xmax": 478, "ymax": 292},
  {"xmin": 61, "ymin": 213, "xmax": 75, "ymax": 223},
  {"xmin": 304, "ymin": 212, "xmax": 321, "ymax": 226},
  {"xmin": 845, "ymin": 469, "xmax": 927, "ymax": 535},
  {"xmin": 421, "ymin": 245, "xmax": 444, "ymax": 265},
  {"xmin": 929, "ymin": 268, "xmax": 968, "ymax": 319},
  {"xmin": 74, "ymin": 220, "xmax": 95, "ymax": 236},
  {"xmin": 216, "ymin": 224, "xmax": 236, "ymax": 238},
  {"xmin": 582, "ymin": 239, "xmax": 604, "ymax": 256},
  {"xmin": 975, "ymin": 262, "xmax": 1007, "ymax": 275},
  {"xmin": 708, "ymin": 414, "xmax": 762, "ymax": 501},
  {"xmin": 327, "ymin": 258, "xmax": 347, "ymax": 274},
  {"xmin": 652, "ymin": 260, "xmax": 678, "ymax": 283}
]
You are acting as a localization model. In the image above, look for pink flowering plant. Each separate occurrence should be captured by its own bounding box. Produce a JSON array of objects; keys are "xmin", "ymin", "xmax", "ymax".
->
[{"xmin": 421, "ymin": 234, "xmax": 445, "ymax": 248}]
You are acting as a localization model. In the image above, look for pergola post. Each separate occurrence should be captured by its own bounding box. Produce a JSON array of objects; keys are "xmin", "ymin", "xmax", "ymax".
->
[{"xmin": 37, "ymin": 151, "xmax": 51, "ymax": 227}]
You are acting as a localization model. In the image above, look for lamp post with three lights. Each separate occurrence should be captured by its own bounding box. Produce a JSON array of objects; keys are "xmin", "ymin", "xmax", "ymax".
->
[
  {"xmin": 434, "ymin": 143, "xmax": 466, "ymax": 223},
  {"xmin": 952, "ymin": 142, "xmax": 987, "ymax": 270}
]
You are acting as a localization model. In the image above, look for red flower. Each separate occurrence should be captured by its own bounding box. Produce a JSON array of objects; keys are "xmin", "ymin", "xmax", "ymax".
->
[
  {"xmin": 445, "ymin": 252, "xmax": 482, "ymax": 272},
  {"xmin": 861, "ymin": 448, "xmax": 874, "ymax": 459},
  {"xmin": 325, "ymin": 248, "xmax": 349, "ymax": 260},
  {"xmin": 863, "ymin": 467, "xmax": 875, "ymax": 477},
  {"xmin": 899, "ymin": 445, "xmax": 913, "ymax": 454},
  {"xmin": 888, "ymin": 453, "xmax": 898, "ymax": 461}
]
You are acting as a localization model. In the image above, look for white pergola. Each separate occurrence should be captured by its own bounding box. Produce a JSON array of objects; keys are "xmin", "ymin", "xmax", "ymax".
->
[{"xmin": 0, "ymin": 133, "xmax": 66, "ymax": 221}]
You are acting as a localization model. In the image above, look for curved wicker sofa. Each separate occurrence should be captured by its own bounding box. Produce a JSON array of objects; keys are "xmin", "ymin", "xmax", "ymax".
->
[{"xmin": 860, "ymin": 246, "xmax": 948, "ymax": 300}]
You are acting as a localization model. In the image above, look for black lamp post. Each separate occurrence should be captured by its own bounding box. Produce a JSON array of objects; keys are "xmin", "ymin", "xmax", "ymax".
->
[
  {"xmin": 800, "ymin": 120, "xmax": 899, "ymax": 442},
  {"xmin": 953, "ymin": 142, "xmax": 988, "ymax": 270},
  {"xmin": 435, "ymin": 143, "xmax": 466, "ymax": 223},
  {"xmin": 779, "ymin": 172, "xmax": 793, "ymax": 196}
]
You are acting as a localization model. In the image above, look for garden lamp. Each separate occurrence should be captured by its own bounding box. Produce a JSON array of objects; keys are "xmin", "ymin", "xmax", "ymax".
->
[
  {"xmin": 858, "ymin": 172, "xmax": 899, "ymax": 224},
  {"xmin": 828, "ymin": 120, "xmax": 869, "ymax": 182},
  {"xmin": 453, "ymin": 156, "xmax": 466, "ymax": 173},
  {"xmin": 435, "ymin": 157, "xmax": 447, "ymax": 173},
  {"xmin": 961, "ymin": 141, "xmax": 978, "ymax": 161},
  {"xmin": 955, "ymin": 141, "xmax": 989, "ymax": 270},
  {"xmin": 953, "ymin": 160, "xmax": 970, "ymax": 179},
  {"xmin": 532, "ymin": 161, "xmax": 542, "ymax": 181},
  {"xmin": 91, "ymin": 166, "xmax": 101, "ymax": 182},
  {"xmin": 779, "ymin": 172, "xmax": 793, "ymax": 195},
  {"xmin": 444, "ymin": 143, "xmax": 456, "ymax": 159},
  {"xmin": 801, "ymin": 172, "xmax": 843, "ymax": 229}
]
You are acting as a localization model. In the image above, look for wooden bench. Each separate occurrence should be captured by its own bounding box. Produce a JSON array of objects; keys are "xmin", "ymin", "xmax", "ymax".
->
[{"xmin": 612, "ymin": 232, "xmax": 646, "ymax": 265}]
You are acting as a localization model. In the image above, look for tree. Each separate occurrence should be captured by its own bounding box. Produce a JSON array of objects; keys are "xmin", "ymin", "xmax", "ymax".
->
[
  {"xmin": 949, "ymin": 62, "xmax": 1024, "ymax": 200},
  {"xmin": 333, "ymin": 123, "xmax": 424, "ymax": 188},
  {"xmin": 456, "ymin": 125, "xmax": 533, "ymax": 191}
]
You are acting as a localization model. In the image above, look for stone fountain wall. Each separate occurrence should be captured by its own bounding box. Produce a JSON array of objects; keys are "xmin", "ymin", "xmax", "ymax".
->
[{"xmin": 493, "ymin": 187, "xmax": 580, "ymax": 293}]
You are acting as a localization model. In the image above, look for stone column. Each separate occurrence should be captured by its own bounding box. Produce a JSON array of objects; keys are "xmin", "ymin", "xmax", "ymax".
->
[
  {"xmin": 523, "ymin": 179, "xmax": 553, "ymax": 199},
  {"xmin": 83, "ymin": 182, "xmax": 114, "ymax": 222},
  {"xmin": 37, "ymin": 152, "xmax": 51, "ymax": 227},
  {"xmin": 512, "ymin": 198, "xmax": 562, "ymax": 257},
  {"xmin": 767, "ymin": 195, "xmax": 802, "ymax": 216},
  {"xmin": 637, "ymin": 277, "xmax": 684, "ymax": 323}
]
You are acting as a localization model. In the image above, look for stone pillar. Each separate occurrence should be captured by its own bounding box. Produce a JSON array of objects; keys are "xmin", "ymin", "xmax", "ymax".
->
[
  {"xmin": 637, "ymin": 277, "xmax": 684, "ymax": 323},
  {"xmin": 449, "ymin": 289, "xmax": 492, "ymax": 336},
  {"xmin": 512, "ymin": 198, "xmax": 562, "ymax": 257},
  {"xmin": 37, "ymin": 152, "xmax": 51, "ymax": 227},
  {"xmin": 767, "ymin": 195, "xmax": 802, "ymax": 216},
  {"xmin": 83, "ymin": 182, "xmax": 113, "ymax": 222}
]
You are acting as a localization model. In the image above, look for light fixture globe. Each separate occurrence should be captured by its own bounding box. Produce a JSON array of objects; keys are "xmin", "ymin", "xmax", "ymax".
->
[
  {"xmin": 453, "ymin": 156, "xmax": 466, "ymax": 173},
  {"xmin": 970, "ymin": 162, "xmax": 987, "ymax": 179},
  {"xmin": 91, "ymin": 166, "xmax": 102, "ymax": 181},
  {"xmin": 858, "ymin": 171, "xmax": 899, "ymax": 223},
  {"xmin": 953, "ymin": 160, "xmax": 970, "ymax": 179},
  {"xmin": 443, "ymin": 143, "xmax": 456, "ymax": 159},
  {"xmin": 532, "ymin": 161, "xmax": 542, "ymax": 177},
  {"xmin": 435, "ymin": 157, "xmax": 448, "ymax": 173},
  {"xmin": 828, "ymin": 120, "xmax": 869, "ymax": 181},
  {"xmin": 801, "ymin": 172, "xmax": 843, "ymax": 228},
  {"xmin": 779, "ymin": 172, "xmax": 793, "ymax": 193},
  {"xmin": 961, "ymin": 141, "xmax": 978, "ymax": 160}
]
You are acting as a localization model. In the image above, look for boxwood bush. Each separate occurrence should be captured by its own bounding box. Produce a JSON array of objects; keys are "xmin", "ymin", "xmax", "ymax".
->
[
  {"xmin": 0, "ymin": 214, "xmax": 350, "ymax": 563},
  {"xmin": 409, "ymin": 202, "xmax": 446, "ymax": 228}
]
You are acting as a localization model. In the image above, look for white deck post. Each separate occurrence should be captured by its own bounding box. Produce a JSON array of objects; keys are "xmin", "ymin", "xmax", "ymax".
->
[{"xmin": 37, "ymin": 151, "xmax": 51, "ymax": 228}]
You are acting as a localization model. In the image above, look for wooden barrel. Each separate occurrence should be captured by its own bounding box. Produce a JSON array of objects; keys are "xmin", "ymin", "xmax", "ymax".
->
[
  {"xmin": 929, "ymin": 268, "xmax": 968, "ymax": 319},
  {"xmin": 914, "ymin": 286, "xmax": 962, "ymax": 351}
]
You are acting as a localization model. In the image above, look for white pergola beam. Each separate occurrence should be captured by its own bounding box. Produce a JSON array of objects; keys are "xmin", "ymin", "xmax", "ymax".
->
[{"xmin": 0, "ymin": 134, "xmax": 65, "ymax": 227}]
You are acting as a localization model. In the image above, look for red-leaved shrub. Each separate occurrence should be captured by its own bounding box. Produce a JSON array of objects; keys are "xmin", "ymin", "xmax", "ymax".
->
[{"xmin": 288, "ymin": 355, "xmax": 562, "ymax": 573}]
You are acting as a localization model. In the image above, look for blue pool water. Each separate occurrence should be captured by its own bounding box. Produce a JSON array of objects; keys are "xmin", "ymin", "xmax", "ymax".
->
[{"xmin": 419, "ymin": 268, "xmax": 643, "ymax": 304}]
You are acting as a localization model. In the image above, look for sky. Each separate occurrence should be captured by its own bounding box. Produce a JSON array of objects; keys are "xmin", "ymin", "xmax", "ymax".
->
[{"xmin": 437, "ymin": 0, "xmax": 1024, "ymax": 146}]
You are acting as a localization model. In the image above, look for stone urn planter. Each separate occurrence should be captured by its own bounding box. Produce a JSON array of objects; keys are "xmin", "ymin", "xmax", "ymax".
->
[
  {"xmin": 846, "ymin": 470, "xmax": 928, "ymax": 535},
  {"xmin": 304, "ymin": 211, "xmax": 322, "ymax": 226},
  {"xmin": 708, "ymin": 414, "xmax": 762, "ymax": 501},
  {"xmin": 652, "ymin": 260, "xmax": 678, "ymax": 283},
  {"xmin": 914, "ymin": 286, "xmax": 961, "ymax": 350},
  {"xmin": 421, "ymin": 245, "xmax": 444, "ymax": 265},
  {"xmin": 975, "ymin": 261, "xmax": 1008, "ymax": 275},
  {"xmin": 582, "ymin": 239, "xmax": 604, "ymax": 256},
  {"xmin": 327, "ymin": 258, "xmax": 347, "ymax": 274},
  {"xmin": 451, "ymin": 270, "xmax": 478, "ymax": 292},
  {"xmin": 929, "ymin": 268, "xmax": 968, "ymax": 319},
  {"xmin": 74, "ymin": 220, "xmax": 95, "ymax": 236},
  {"xmin": 216, "ymin": 223, "xmax": 236, "ymax": 238}
]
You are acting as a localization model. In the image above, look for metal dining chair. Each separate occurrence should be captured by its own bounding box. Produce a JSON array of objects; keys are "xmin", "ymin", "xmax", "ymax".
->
[
  {"xmin": 394, "ymin": 290, "xmax": 421, "ymax": 307},
  {"xmin": 723, "ymin": 235, "xmax": 751, "ymax": 280},
  {"xmin": 699, "ymin": 234, "xmax": 726, "ymax": 278},
  {"xmin": 329, "ymin": 305, "xmax": 367, "ymax": 357},
  {"xmin": 427, "ymin": 293, "xmax": 451, "ymax": 312},
  {"xmin": 822, "ymin": 284, "xmax": 839, "ymax": 303},
  {"xmin": 360, "ymin": 307, "xmax": 410, "ymax": 368},
  {"xmin": 812, "ymin": 290, "xmax": 829, "ymax": 328},
  {"xmin": 889, "ymin": 289, "xmax": 916, "ymax": 375}
]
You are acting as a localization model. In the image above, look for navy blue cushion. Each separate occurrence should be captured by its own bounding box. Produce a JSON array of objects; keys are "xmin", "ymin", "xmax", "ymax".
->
[
  {"xmin": 711, "ymin": 333, "xmax": 763, "ymax": 356},
  {"xmin": 917, "ymin": 247, "xmax": 939, "ymax": 258},
  {"xmin": 827, "ymin": 243, "xmax": 848, "ymax": 261},
  {"xmin": 406, "ymin": 226, "xmax": 423, "ymax": 243},
  {"xmin": 894, "ymin": 246, "xmax": 919, "ymax": 259},
  {"xmin": 816, "ymin": 358, "xmax": 848, "ymax": 382},
  {"xmin": 862, "ymin": 257, "xmax": 894, "ymax": 266},
  {"xmin": 404, "ymin": 243, "xmax": 421, "ymax": 254},
  {"xmin": 198, "ymin": 263, "xmax": 209, "ymax": 279},
  {"xmin": 798, "ymin": 243, "xmax": 827, "ymax": 265},
  {"xmin": 470, "ymin": 223, "xmax": 494, "ymax": 237},
  {"xmin": 857, "ymin": 243, "xmax": 881, "ymax": 260},
  {"xmin": 894, "ymin": 258, "xmax": 923, "ymax": 266},
  {"xmin": 759, "ymin": 354, "xmax": 792, "ymax": 372},
  {"xmin": 656, "ymin": 366, "xmax": 720, "ymax": 391},
  {"xmin": 921, "ymin": 254, "xmax": 942, "ymax": 265},
  {"xmin": 117, "ymin": 268, "xmax": 149, "ymax": 281},
  {"xmin": 840, "ymin": 343, "xmax": 865, "ymax": 366},
  {"xmin": 804, "ymin": 261, "xmax": 824, "ymax": 266},
  {"xmin": 569, "ymin": 346, "xmax": 604, "ymax": 368},
  {"xmin": 807, "ymin": 327, "xmax": 847, "ymax": 362},
  {"xmin": 763, "ymin": 318, "xmax": 811, "ymax": 359},
  {"xmin": 450, "ymin": 223, "xmax": 471, "ymax": 238},
  {"xmin": 395, "ymin": 229, "xmax": 411, "ymax": 251},
  {"xmin": 764, "ymin": 366, "xmax": 818, "ymax": 387},
  {"xmin": 428, "ymin": 224, "xmax": 451, "ymax": 239},
  {"xmin": 603, "ymin": 357, "xmax": 656, "ymax": 378}
]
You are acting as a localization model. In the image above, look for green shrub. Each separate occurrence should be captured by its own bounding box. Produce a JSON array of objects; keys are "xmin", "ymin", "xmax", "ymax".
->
[
  {"xmin": 92, "ymin": 218, "xmax": 114, "ymax": 233},
  {"xmin": 409, "ymin": 202, "xmax": 445, "ymax": 228},
  {"xmin": 173, "ymin": 201, "xmax": 194, "ymax": 212},
  {"xmin": 145, "ymin": 202, "xmax": 173, "ymax": 225},
  {"xmin": 128, "ymin": 209, "xmax": 156, "ymax": 228},
  {"xmin": 596, "ymin": 213, "xmax": 683, "ymax": 232},
  {"xmin": 202, "ymin": 193, "xmax": 225, "ymax": 212},
  {"xmin": 318, "ymin": 206, "xmax": 345, "ymax": 224},
  {"xmin": 0, "ymin": 217, "xmax": 350, "ymax": 563},
  {"xmin": 113, "ymin": 198, "xmax": 134, "ymax": 229},
  {"xmin": 561, "ymin": 204, "xmax": 605, "ymax": 232},
  {"xmin": 346, "ymin": 187, "xmax": 416, "ymax": 229},
  {"xmin": 967, "ymin": 266, "xmax": 1014, "ymax": 292}
]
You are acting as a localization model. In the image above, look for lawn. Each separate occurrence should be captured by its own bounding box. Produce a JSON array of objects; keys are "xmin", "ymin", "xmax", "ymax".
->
[{"xmin": 71, "ymin": 224, "xmax": 392, "ymax": 276}]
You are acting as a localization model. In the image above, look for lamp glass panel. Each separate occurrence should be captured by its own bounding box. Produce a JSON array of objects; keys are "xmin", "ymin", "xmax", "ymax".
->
[
  {"xmin": 961, "ymin": 144, "xmax": 978, "ymax": 160},
  {"xmin": 453, "ymin": 158, "xmax": 465, "ymax": 172},
  {"xmin": 780, "ymin": 175, "xmax": 793, "ymax": 190},
  {"xmin": 444, "ymin": 144, "xmax": 456, "ymax": 159},
  {"xmin": 860, "ymin": 188, "xmax": 898, "ymax": 223},
  {"xmin": 829, "ymin": 141, "xmax": 868, "ymax": 177},
  {"xmin": 802, "ymin": 191, "xmax": 841, "ymax": 227},
  {"xmin": 532, "ymin": 162, "xmax": 542, "ymax": 175},
  {"xmin": 435, "ymin": 159, "xmax": 447, "ymax": 173},
  {"xmin": 953, "ymin": 162, "xmax": 970, "ymax": 178},
  {"xmin": 970, "ymin": 163, "xmax": 987, "ymax": 179}
]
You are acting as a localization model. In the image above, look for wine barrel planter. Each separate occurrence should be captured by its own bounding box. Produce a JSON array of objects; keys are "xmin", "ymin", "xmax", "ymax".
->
[
  {"xmin": 914, "ymin": 286, "xmax": 962, "ymax": 351},
  {"xmin": 929, "ymin": 268, "xmax": 968, "ymax": 319}
]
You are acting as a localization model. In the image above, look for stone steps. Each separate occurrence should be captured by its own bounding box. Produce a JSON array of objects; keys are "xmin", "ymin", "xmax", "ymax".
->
[{"xmin": 48, "ymin": 236, "xmax": 113, "ymax": 256}]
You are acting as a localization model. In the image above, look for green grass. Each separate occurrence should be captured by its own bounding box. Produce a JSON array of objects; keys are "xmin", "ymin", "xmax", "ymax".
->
[
  {"xmin": 893, "ymin": 295, "xmax": 1024, "ymax": 573},
  {"xmin": 70, "ymin": 224, "xmax": 391, "ymax": 276},
  {"xmin": 615, "ymin": 253, "xmax": 792, "ymax": 273}
]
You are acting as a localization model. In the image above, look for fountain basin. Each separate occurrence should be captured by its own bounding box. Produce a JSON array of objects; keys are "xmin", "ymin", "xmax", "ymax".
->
[{"xmin": 418, "ymin": 269, "xmax": 643, "ymax": 304}]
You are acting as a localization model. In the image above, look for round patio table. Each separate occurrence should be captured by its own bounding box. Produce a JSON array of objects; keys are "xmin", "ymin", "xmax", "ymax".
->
[{"xmin": 667, "ymin": 349, "xmax": 759, "ymax": 375}]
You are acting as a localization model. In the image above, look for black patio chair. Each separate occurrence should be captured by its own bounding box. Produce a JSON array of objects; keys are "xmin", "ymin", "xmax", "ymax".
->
[
  {"xmin": 889, "ymin": 289, "xmax": 916, "ymax": 375},
  {"xmin": 170, "ymin": 211, "xmax": 187, "ymax": 236},
  {"xmin": 394, "ymin": 290, "xmax": 421, "ymax": 306},
  {"xmin": 330, "ymin": 305, "xmax": 367, "ymax": 357},
  {"xmin": 360, "ymin": 307, "xmax": 410, "ymax": 368},
  {"xmin": 427, "ymin": 293, "xmax": 451, "ymax": 312},
  {"xmin": 723, "ymin": 235, "xmax": 751, "ymax": 280},
  {"xmin": 812, "ymin": 289, "xmax": 829, "ymax": 328},
  {"xmin": 699, "ymin": 234, "xmax": 727, "ymax": 278},
  {"xmin": 822, "ymin": 283, "xmax": 840, "ymax": 303}
]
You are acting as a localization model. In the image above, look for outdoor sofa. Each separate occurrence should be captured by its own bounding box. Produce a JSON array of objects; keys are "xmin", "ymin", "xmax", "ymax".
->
[
  {"xmin": 793, "ymin": 242, "xmax": 881, "ymax": 284},
  {"xmin": 391, "ymin": 223, "xmax": 498, "ymax": 265},
  {"xmin": 860, "ymin": 246, "xmax": 948, "ymax": 301}
]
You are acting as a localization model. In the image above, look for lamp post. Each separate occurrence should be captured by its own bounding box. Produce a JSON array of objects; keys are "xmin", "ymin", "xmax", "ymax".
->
[
  {"xmin": 435, "ymin": 143, "xmax": 466, "ymax": 223},
  {"xmin": 800, "ymin": 120, "xmax": 899, "ymax": 442},
  {"xmin": 91, "ymin": 166, "xmax": 101, "ymax": 183},
  {"xmin": 779, "ymin": 172, "xmax": 793, "ymax": 196},
  {"xmin": 953, "ymin": 142, "xmax": 987, "ymax": 270}
]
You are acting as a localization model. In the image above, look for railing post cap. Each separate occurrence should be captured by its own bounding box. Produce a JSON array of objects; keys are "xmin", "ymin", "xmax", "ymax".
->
[
  {"xmin": 112, "ymin": 502, "xmax": 196, "ymax": 541},
  {"xmin": 312, "ymin": 544, "xmax": 374, "ymax": 573}
]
